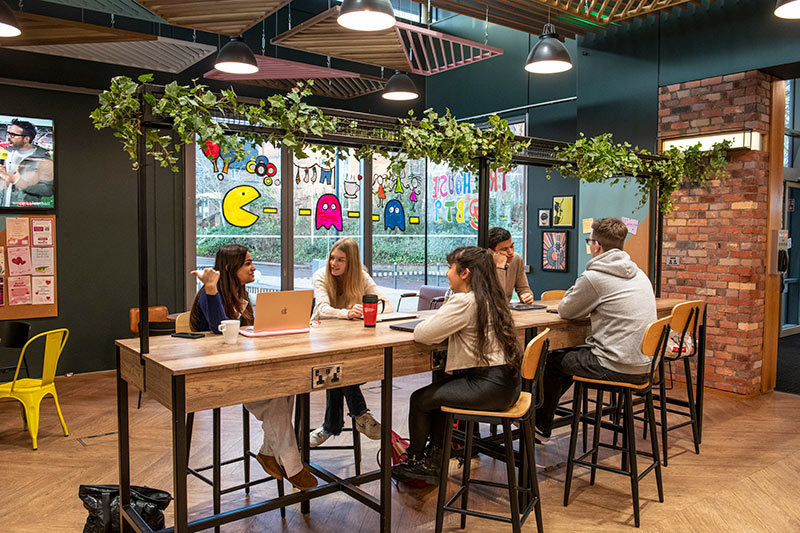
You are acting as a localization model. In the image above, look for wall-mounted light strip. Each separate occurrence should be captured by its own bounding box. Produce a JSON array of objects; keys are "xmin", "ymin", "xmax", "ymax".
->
[{"xmin": 662, "ymin": 130, "xmax": 762, "ymax": 151}]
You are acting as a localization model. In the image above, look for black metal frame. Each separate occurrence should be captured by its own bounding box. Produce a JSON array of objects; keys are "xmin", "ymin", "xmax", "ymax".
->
[{"xmin": 120, "ymin": 83, "xmax": 668, "ymax": 532}]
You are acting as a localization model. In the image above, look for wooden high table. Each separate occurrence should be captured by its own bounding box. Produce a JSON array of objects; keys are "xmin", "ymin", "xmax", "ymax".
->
[{"xmin": 115, "ymin": 298, "xmax": 686, "ymax": 532}]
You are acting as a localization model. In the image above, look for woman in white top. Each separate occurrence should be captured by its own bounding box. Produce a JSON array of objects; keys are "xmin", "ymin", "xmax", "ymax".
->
[
  {"xmin": 392, "ymin": 246, "xmax": 522, "ymax": 485},
  {"xmin": 310, "ymin": 238, "xmax": 393, "ymax": 447}
]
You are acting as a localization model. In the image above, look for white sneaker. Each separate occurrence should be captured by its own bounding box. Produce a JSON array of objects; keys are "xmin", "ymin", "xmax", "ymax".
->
[
  {"xmin": 354, "ymin": 412, "xmax": 382, "ymax": 440},
  {"xmin": 310, "ymin": 427, "xmax": 331, "ymax": 448}
]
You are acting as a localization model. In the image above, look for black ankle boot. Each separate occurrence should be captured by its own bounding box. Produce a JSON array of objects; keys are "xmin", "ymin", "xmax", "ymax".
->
[{"xmin": 391, "ymin": 451, "xmax": 441, "ymax": 486}]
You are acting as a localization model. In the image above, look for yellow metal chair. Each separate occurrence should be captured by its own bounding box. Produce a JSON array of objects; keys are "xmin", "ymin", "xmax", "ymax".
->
[{"xmin": 0, "ymin": 328, "xmax": 69, "ymax": 450}]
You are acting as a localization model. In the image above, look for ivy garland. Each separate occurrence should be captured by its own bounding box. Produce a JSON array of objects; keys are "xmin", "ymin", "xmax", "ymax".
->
[
  {"xmin": 91, "ymin": 75, "xmax": 731, "ymax": 215},
  {"xmin": 549, "ymin": 133, "xmax": 732, "ymax": 214}
]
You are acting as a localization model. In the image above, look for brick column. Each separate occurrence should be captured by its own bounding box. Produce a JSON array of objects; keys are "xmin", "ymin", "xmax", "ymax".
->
[{"xmin": 658, "ymin": 70, "xmax": 772, "ymax": 395}]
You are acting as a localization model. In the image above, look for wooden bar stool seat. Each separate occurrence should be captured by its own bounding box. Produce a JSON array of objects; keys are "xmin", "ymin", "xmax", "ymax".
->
[
  {"xmin": 564, "ymin": 317, "xmax": 669, "ymax": 528},
  {"xmin": 435, "ymin": 329, "xmax": 549, "ymax": 533}
]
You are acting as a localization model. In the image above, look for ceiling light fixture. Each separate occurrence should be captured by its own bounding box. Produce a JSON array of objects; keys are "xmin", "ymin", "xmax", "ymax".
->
[
  {"xmin": 775, "ymin": 0, "xmax": 800, "ymax": 19},
  {"xmin": 0, "ymin": 1, "xmax": 21, "ymax": 38},
  {"xmin": 382, "ymin": 71, "xmax": 418, "ymax": 101},
  {"xmin": 524, "ymin": 10, "xmax": 572, "ymax": 74},
  {"xmin": 214, "ymin": 37, "xmax": 258, "ymax": 74},
  {"xmin": 337, "ymin": 0, "xmax": 396, "ymax": 31}
]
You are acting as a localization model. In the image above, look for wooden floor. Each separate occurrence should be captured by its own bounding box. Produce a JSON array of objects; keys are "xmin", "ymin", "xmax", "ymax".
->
[{"xmin": 1, "ymin": 371, "xmax": 800, "ymax": 532}]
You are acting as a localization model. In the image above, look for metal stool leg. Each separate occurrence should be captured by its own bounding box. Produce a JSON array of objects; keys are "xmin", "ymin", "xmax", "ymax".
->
[
  {"xmin": 659, "ymin": 359, "xmax": 669, "ymax": 466},
  {"xmin": 502, "ymin": 419, "xmax": 522, "ymax": 533},
  {"xmin": 624, "ymin": 390, "xmax": 641, "ymax": 528},
  {"xmin": 461, "ymin": 420, "xmax": 475, "ymax": 529},
  {"xmin": 351, "ymin": 416, "xmax": 362, "ymax": 476},
  {"xmin": 582, "ymin": 386, "xmax": 589, "ymax": 453},
  {"xmin": 563, "ymin": 382, "xmax": 582, "ymax": 506},
  {"xmin": 590, "ymin": 389, "xmax": 604, "ymax": 486},
  {"xmin": 522, "ymin": 418, "xmax": 544, "ymax": 533},
  {"xmin": 684, "ymin": 357, "xmax": 701, "ymax": 455},
  {"xmin": 213, "ymin": 408, "xmax": 221, "ymax": 533},
  {"xmin": 646, "ymin": 390, "xmax": 664, "ymax": 503},
  {"xmin": 435, "ymin": 413, "xmax": 455, "ymax": 533}
]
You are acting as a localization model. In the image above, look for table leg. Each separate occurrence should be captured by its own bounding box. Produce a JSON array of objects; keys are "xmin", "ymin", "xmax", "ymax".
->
[
  {"xmin": 299, "ymin": 392, "xmax": 311, "ymax": 515},
  {"xmin": 381, "ymin": 347, "xmax": 393, "ymax": 533},
  {"xmin": 115, "ymin": 347, "xmax": 132, "ymax": 533},
  {"xmin": 172, "ymin": 375, "xmax": 188, "ymax": 533},
  {"xmin": 213, "ymin": 408, "xmax": 221, "ymax": 533}
]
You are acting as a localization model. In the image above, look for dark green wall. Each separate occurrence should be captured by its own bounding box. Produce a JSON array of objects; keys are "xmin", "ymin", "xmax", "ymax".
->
[{"xmin": 0, "ymin": 84, "xmax": 184, "ymax": 374}]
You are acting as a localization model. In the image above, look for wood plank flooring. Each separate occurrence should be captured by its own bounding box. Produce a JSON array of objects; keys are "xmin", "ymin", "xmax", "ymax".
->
[{"xmin": 1, "ymin": 371, "xmax": 799, "ymax": 532}]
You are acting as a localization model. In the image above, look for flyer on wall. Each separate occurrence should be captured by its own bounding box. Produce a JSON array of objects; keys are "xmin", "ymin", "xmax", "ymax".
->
[
  {"xmin": 0, "ymin": 245, "xmax": 4, "ymax": 276},
  {"xmin": 31, "ymin": 246, "xmax": 53, "ymax": 275},
  {"xmin": 7, "ymin": 246, "xmax": 31, "ymax": 276},
  {"xmin": 0, "ymin": 277, "xmax": 4, "ymax": 306},
  {"xmin": 32, "ymin": 276, "xmax": 53, "ymax": 305},
  {"xmin": 6, "ymin": 217, "xmax": 30, "ymax": 246},
  {"xmin": 8, "ymin": 275, "xmax": 31, "ymax": 306},
  {"xmin": 31, "ymin": 218, "xmax": 53, "ymax": 246}
]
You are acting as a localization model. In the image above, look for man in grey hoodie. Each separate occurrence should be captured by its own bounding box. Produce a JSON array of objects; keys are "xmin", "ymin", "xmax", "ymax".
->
[{"xmin": 535, "ymin": 217, "xmax": 656, "ymax": 441}]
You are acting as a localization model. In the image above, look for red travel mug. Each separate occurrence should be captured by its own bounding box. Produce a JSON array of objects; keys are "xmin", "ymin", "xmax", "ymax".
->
[{"xmin": 362, "ymin": 294, "xmax": 384, "ymax": 327}]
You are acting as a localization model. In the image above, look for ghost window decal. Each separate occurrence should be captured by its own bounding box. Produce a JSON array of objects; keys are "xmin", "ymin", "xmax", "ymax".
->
[
  {"xmin": 384, "ymin": 199, "xmax": 405, "ymax": 231},
  {"xmin": 316, "ymin": 194, "xmax": 343, "ymax": 231}
]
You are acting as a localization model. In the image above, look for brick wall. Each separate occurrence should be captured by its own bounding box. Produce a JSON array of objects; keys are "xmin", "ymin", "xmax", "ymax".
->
[{"xmin": 659, "ymin": 70, "xmax": 772, "ymax": 395}]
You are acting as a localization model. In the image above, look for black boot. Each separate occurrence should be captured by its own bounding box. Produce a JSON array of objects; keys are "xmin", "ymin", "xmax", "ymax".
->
[{"xmin": 392, "ymin": 449, "xmax": 442, "ymax": 486}]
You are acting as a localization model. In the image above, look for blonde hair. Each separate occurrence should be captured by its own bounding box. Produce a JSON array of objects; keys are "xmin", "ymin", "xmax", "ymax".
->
[{"xmin": 325, "ymin": 238, "xmax": 364, "ymax": 308}]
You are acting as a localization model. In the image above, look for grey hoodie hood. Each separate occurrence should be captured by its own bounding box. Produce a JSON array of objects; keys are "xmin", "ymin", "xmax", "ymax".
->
[{"xmin": 558, "ymin": 248, "xmax": 657, "ymax": 374}]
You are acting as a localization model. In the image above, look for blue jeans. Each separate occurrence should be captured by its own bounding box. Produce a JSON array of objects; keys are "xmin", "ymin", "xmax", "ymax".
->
[{"xmin": 323, "ymin": 384, "xmax": 368, "ymax": 435}]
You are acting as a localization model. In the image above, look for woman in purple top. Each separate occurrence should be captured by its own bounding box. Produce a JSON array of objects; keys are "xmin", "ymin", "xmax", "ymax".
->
[{"xmin": 189, "ymin": 244, "xmax": 316, "ymax": 491}]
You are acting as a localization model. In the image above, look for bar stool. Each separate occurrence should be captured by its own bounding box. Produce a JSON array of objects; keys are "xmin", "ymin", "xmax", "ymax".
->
[
  {"xmin": 649, "ymin": 300, "xmax": 705, "ymax": 466},
  {"xmin": 435, "ymin": 328, "xmax": 549, "ymax": 533},
  {"xmin": 308, "ymin": 416, "xmax": 362, "ymax": 475},
  {"xmin": 564, "ymin": 316, "xmax": 669, "ymax": 528},
  {"xmin": 186, "ymin": 406, "xmax": 287, "ymax": 530}
]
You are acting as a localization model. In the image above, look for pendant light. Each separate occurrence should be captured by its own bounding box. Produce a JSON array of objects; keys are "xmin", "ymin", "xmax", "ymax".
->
[
  {"xmin": 775, "ymin": 0, "xmax": 800, "ymax": 18},
  {"xmin": 524, "ymin": 10, "xmax": 572, "ymax": 74},
  {"xmin": 0, "ymin": 1, "xmax": 21, "ymax": 38},
  {"xmin": 382, "ymin": 71, "xmax": 418, "ymax": 101},
  {"xmin": 214, "ymin": 37, "xmax": 258, "ymax": 74},
  {"xmin": 337, "ymin": 0, "xmax": 396, "ymax": 31}
]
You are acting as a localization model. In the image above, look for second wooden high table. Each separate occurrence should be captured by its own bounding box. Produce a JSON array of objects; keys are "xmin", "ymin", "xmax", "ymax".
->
[{"xmin": 115, "ymin": 298, "xmax": 683, "ymax": 532}]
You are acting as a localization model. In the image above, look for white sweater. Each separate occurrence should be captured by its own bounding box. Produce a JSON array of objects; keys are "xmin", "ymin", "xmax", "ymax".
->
[
  {"xmin": 311, "ymin": 268, "xmax": 394, "ymax": 320},
  {"xmin": 413, "ymin": 291, "xmax": 506, "ymax": 373}
]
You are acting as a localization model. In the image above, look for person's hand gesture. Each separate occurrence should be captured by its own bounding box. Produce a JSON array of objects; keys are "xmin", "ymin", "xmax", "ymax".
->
[
  {"xmin": 520, "ymin": 292, "xmax": 534, "ymax": 304},
  {"xmin": 492, "ymin": 251, "xmax": 508, "ymax": 269},
  {"xmin": 348, "ymin": 304, "xmax": 364, "ymax": 319},
  {"xmin": 191, "ymin": 268, "xmax": 220, "ymax": 295}
]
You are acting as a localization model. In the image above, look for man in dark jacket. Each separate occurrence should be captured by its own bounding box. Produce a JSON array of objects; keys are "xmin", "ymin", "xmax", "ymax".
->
[
  {"xmin": 535, "ymin": 217, "xmax": 656, "ymax": 441},
  {"xmin": 1, "ymin": 119, "xmax": 54, "ymax": 207}
]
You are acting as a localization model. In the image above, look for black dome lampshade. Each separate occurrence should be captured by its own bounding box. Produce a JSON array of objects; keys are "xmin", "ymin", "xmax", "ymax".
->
[
  {"xmin": 775, "ymin": 0, "xmax": 800, "ymax": 18},
  {"xmin": 524, "ymin": 23, "xmax": 572, "ymax": 74},
  {"xmin": 214, "ymin": 37, "xmax": 258, "ymax": 74},
  {"xmin": 0, "ymin": 1, "xmax": 21, "ymax": 38},
  {"xmin": 337, "ymin": 0, "xmax": 396, "ymax": 31},
  {"xmin": 382, "ymin": 71, "xmax": 418, "ymax": 101}
]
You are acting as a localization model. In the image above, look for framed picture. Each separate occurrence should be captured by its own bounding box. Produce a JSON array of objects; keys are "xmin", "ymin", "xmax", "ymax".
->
[
  {"xmin": 542, "ymin": 231, "xmax": 568, "ymax": 272},
  {"xmin": 538, "ymin": 208, "xmax": 551, "ymax": 228},
  {"xmin": 552, "ymin": 195, "xmax": 574, "ymax": 227}
]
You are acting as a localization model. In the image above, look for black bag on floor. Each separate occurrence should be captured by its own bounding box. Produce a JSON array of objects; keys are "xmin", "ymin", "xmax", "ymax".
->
[{"xmin": 78, "ymin": 484, "xmax": 172, "ymax": 533}]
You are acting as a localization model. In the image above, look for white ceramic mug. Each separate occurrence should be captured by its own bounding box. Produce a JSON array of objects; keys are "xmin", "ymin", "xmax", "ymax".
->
[{"xmin": 218, "ymin": 319, "xmax": 241, "ymax": 345}]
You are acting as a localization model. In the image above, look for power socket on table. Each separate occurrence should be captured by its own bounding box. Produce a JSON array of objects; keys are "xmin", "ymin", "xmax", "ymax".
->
[{"xmin": 312, "ymin": 363, "xmax": 342, "ymax": 389}]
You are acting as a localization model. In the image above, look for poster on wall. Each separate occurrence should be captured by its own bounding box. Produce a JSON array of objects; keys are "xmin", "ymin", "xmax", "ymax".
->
[
  {"xmin": 7, "ymin": 246, "xmax": 31, "ymax": 276},
  {"xmin": 6, "ymin": 217, "xmax": 29, "ymax": 246},
  {"xmin": 31, "ymin": 218, "xmax": 53, "ymax": 246},
  {"xmin": 542, "ymin": 231, "xmax": 568, "ymax": 272},
  {"xmin": 552, "ymin": 196, "xmax": 575, "ymax": 228},
  {"xmin": 0, "ymin": 245, "xmax": 4, "ymax": 275},
  {"xmin": 32, "ymin": 276, "xmax": 53, "ymax": 305},
  {"xmin": 31, "ymin": 246, "xmax": 53, "ymax": 275},
  {"xmin": 0, "ymin": 277, "xmax": 4, "ymax": 306},
  {"xmin": 8, "ymin": 275, "xmax": 31, "ymax": 305}
]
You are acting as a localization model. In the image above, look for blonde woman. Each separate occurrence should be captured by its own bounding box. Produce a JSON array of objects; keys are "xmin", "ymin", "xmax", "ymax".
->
[{"xmin": 310, "ymin": 238, "xmax": 393, "ymax": 446}]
